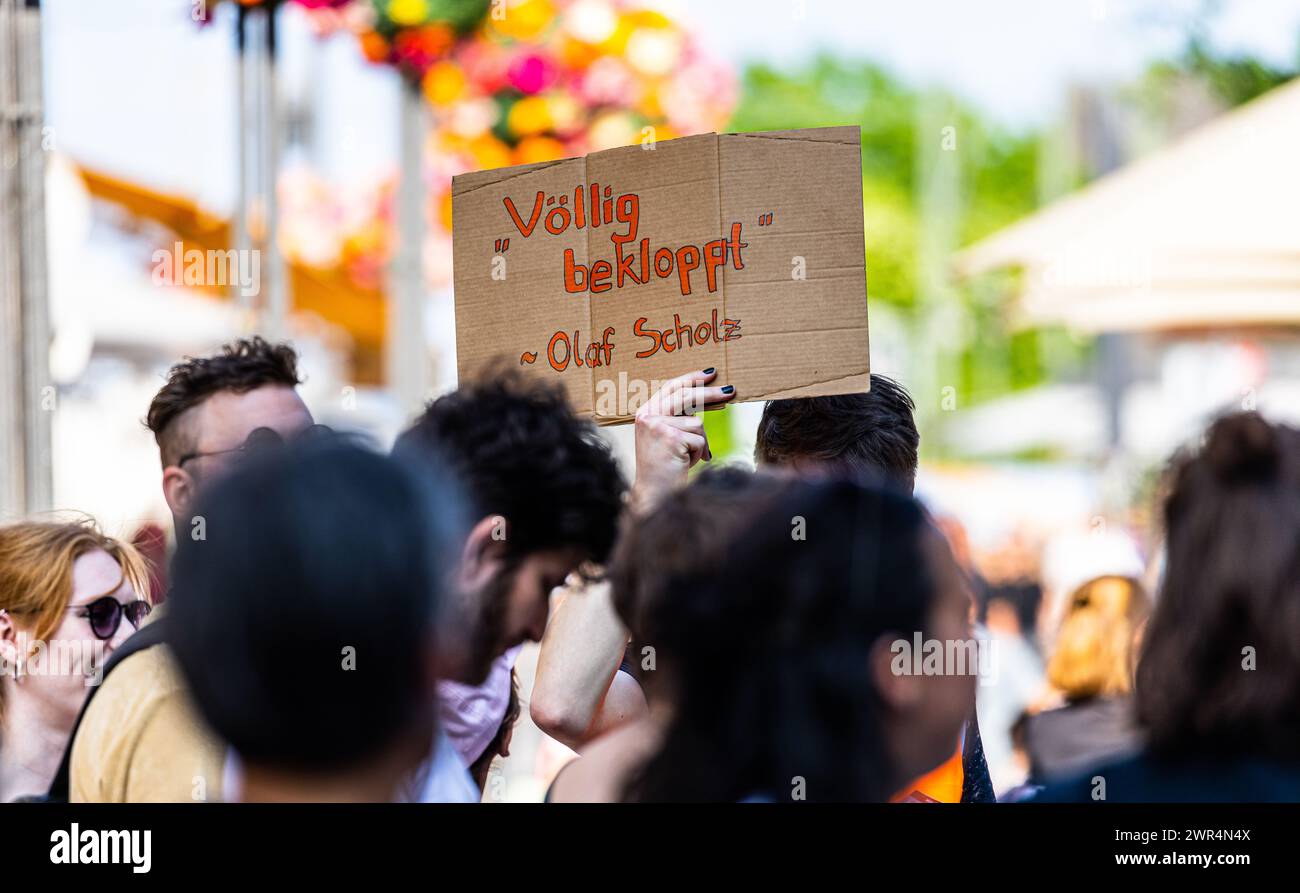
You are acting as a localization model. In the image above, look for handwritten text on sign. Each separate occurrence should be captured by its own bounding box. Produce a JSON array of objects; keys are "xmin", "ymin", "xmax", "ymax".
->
[
  {"xmin": 499, "ymin": 183, "xmax": 760, "ymax": 371},
  {"xmin": 451, "ymin": 127, "xmax": 870, "ymax": 423}
]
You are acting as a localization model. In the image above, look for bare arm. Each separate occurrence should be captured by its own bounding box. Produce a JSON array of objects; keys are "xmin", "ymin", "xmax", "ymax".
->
[
  {"xmin": 530, "ymin": 580, "xmax": 647, "ymax": 751},
  {"xmin": 531, "ymin": 370, "xmax": 732, "ymax": 751}
]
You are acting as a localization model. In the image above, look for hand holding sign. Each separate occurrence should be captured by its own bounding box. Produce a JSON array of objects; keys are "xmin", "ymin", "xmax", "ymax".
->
[{"xmin": 629, "ymin": 368, "xmax": 735, "ymax": 513}]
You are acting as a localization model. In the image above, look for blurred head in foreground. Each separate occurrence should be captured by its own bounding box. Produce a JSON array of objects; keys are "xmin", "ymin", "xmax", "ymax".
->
[
  {"xmin": 625, "ymin": 478, "xmax": 975, "ymax": 802},
  {"xmin": 754, "ymin": 374, "xmax": 919, "ymax": 493},
  {"xmin": 168, "ymin": 441, "xmax": 462, "ymax": 802},
  {"xmin": 394, "ymin": 370, "xmax": 626, "ymax": 684},
  {"xmin": 147, "ymin": 337, "xmax": 313, "ymax": 532},
  {"xmin": 1137, "ymin": 412, "xmax": 1300, "ymax": 759},
  {"xmin": 608, "ymin": 465, "xmax": 789, "ymax": 705},
  {"xmin": 0, "ymin": 521, "xmax": 150, "ymax": 801}
]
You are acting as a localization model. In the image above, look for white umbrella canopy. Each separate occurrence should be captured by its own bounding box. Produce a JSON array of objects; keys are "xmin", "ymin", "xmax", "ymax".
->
[{"xmin": 956, "ymin": 78, "xmax": 1300, "ymax": 332}]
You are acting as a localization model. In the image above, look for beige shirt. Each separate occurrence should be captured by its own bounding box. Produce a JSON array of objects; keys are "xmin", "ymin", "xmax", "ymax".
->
[{"xmin": 70, "ymin": 644, "xmax": 224, "ymax": 803}]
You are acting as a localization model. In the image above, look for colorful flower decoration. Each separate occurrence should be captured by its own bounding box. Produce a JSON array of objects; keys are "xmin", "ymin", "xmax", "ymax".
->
[
  {"xmin": 196, "ymin": 0, "xmax": 353, "ymax": 23},
  {"xmin": 237, "ymin": 1, "xmax": 735, "ymax": 291}
]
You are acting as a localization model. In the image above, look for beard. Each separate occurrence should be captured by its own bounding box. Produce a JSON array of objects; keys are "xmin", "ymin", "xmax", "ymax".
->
[{"xmin": 456, "ymin": 562, "xmax": 516, "ymax": 685}]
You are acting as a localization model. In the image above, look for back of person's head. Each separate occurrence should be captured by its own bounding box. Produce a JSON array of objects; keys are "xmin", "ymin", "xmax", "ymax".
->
[
  {"xmin": 754, "ymin": 374, "xmax": 919, "ymax": 493},
  {"xmin": 608, "ymin": 466, "xmax": 789, "ymax": 694},
  {"xmin": 394, "ymin": 369, "xmax": 626, "ymax": 568},
  {"xmin": 168, "ymin": 439, "xmax": 463, "ymax": 784},
  {"xmin": 1137, "ymin": 412, "xmax": 1300, "ymax": 758},
  {"xmin": 626, "ymin": 478, "xmax": 973, "ymax": 802},
  {"xmin": 1046, "ymin": 575, "xmax": 1148, "ymax": 700},
  {"xmin": 146, "ymin": 336, "xmax": 302, "ymax": 470}
]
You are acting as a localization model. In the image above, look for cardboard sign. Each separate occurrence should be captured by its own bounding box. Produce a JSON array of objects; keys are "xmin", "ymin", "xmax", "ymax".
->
[{"xmin": 451, "ymin": 125, "xmax": 870, "ymax": 423}]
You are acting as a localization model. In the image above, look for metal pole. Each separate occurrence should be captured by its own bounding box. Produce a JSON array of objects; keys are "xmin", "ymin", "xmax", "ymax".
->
[
  {"xmin": 262, "ymin": 5, "xmax": 286, "ymax": 337},
  {"xmin": 388, "ymin": 79, "xmax": 429, "ymax": 416},
  {"xmin": 0, "ymin": 0, "xmax": 52, "ymax": 519},
  {"xmin": 233, "ymin": 3, "xmax": 251, "ymax": 312}
]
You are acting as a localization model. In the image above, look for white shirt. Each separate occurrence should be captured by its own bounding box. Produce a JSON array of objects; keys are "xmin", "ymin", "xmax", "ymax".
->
[{"xmin": 411, "ymin": 727, "xmax": 480, "ymax": 803}]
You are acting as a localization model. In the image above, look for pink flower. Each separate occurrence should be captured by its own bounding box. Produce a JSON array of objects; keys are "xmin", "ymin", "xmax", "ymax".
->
[{"xmin": 507, "ymin": 53, "xmax": 558, "ymax": 95}]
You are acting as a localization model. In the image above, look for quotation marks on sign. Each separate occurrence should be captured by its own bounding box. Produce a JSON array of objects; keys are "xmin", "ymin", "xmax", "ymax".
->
[
  {"xmin": 494, "ymin": 238, "xmax": 511, "ymax": 253},
  {"xmin": 758, "ymin": 212, "xmax": 774, "ymax": 226}
]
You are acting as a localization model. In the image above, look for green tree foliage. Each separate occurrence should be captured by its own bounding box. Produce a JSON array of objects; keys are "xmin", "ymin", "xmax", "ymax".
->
[{"xmin": 728, "ymin": 55, "xmax": 1072, "ymax": 427}]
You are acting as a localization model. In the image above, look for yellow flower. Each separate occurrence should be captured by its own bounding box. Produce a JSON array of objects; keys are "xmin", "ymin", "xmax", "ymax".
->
[
  {"xmin": 601, "ymin": 9, "xmax": 673, "ymax": 55},
  {"xmin": 544, "ymin": 93, "xmax": 582, "ymax": 133},
  {"xmin": 489, "ymin": 0, "xmax": 555, "ymax": 41},
  {"xmin": 507, "ymin": 96, "xmax": 553, "ymax": 137},
  {"xmin": 636, "ymin": 83, "xmax": 664, "ymax": 119},
  {"xmin": 387, "ymin": 0, "xmax": 429, "ymax": 27}
]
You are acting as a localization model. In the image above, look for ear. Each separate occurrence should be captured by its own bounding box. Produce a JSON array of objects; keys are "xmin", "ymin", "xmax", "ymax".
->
[
  {"xmin": 460, "ymin": 514, "xmax": 509, "ymax": 593},
  {"xmin": 870, "ymin": 634, "xmax": 924, "ymax": 714},
  {"xmin": 0, "ymin": 610, "xmax": 20, "ymax": 668},
  {"xmin": 162, "ymin": 465, "xmax": 196, "ymax": 523}
]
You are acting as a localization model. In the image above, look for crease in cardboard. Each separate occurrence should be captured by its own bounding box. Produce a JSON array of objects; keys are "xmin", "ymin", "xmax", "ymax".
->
[
  {"xmin": 749, "ymin": 370, "xmax": 872, "ymax": 401},
  {"xmin": 715, "ymin": 133, "xmax": 731, "ymax": 394},
  {"xmin": 452, "ymin": 160, "xmax": 570, "ymax": 196}
]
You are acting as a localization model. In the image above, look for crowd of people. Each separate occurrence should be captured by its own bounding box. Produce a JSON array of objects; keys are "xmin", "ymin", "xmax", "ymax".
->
[{"xmin": 0, "ymin": 335, "xmax": 1297, "ymax": 803}]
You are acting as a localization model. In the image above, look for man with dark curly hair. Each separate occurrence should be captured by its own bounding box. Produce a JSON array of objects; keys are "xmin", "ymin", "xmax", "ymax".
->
[{"xmin": 393, "ymin": 369, "xmax": 629, "ymax": 800}]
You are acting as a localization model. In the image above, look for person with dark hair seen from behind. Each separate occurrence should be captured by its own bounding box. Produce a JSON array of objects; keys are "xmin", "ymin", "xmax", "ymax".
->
[
  {"xmin": 754, "ymin": 375, "xmax": 920, "ymax": 490},
  {"xmin": 547, "ymin": 467, "xmax": 789, "ymax": 802},
  {"xmin": 529, "ymin": 369, "xmax": 734, "ymax": 751},
  {"xmin": 60, "ymin": 337, "xmax": 314, "ymax": 803},
  {"xmin": 167, "ymin": 442, "xmax": 460, "ymax": 802},
  {"xmin": 529, "ymin": 371, "xmax": 993, "ymax": 800},
  {"xmin": 1037, "ymin": 412, "xmax": 1300, "ymax": 802},
  {"xmin": 624, "ymin": 477, "xmax": 977, "ymax": 802},
  {"xmin": 754, "ymin": 375, "xmax": 995, "ymax": 803},
  {"xmin": 393, "ymin": 368, "xmax": 627, "ymax": 801}
]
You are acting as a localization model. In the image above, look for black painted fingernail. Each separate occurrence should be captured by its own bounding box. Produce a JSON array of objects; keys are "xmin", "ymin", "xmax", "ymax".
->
[
  {"xmin": 703, "ymin": 367, "xmax": 715, "ymax": 375},
  {"xmin": 721, "ymin": 385, "xmax": 734, "ymax": 394}
]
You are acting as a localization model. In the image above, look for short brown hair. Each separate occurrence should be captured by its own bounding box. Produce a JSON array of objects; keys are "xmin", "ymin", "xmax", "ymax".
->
[
  {"xmin": 755, "ymin": 374, "xmax": 919, "ymax": 493},
  {"xmin": 146, "ymin": 337, "xmax": 300, "ymax": 468},
  {"xmin": 1137, "ymin": 412, "xmax": 1300, "ymax": 758}
]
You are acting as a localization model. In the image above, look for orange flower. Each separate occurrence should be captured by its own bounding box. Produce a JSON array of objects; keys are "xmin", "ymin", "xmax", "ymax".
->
[
  {"xmin": 422, "ymin": 61, "xmax": 466, "ymax": 105},
  {"xmin": 467, "ymin": 134, "xmax": 513, "ymax": 170},
  {"xmin": 514, "ymin": 135, "xmax": 566, "ymax": 164},
  {"xmin": 358, "ymin": 30, "xmax": 390, "ymax": 63}
]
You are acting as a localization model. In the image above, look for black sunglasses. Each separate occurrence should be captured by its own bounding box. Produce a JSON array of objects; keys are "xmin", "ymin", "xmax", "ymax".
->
[
  {"xmin": 71, "ymin": 596, "xmax": 152, "ymax": 641},
  {"xmin": 177, "ymin": 425, "xmax": 334, "ymax": 468}
]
